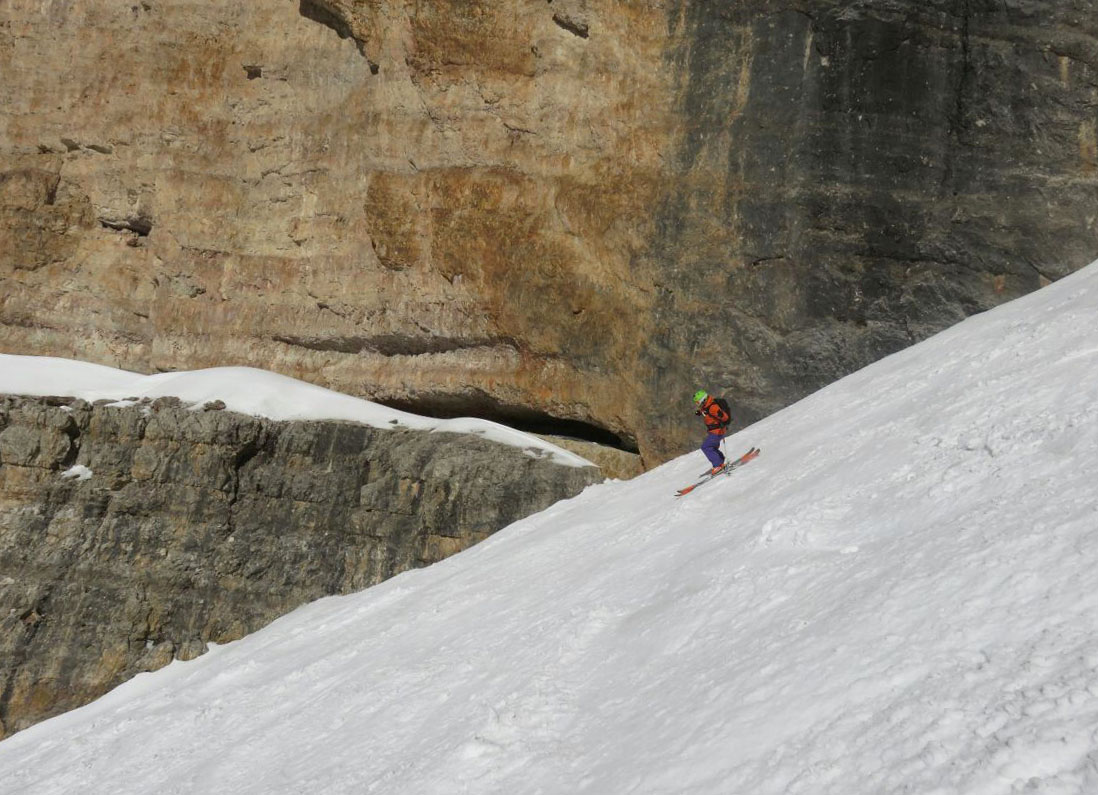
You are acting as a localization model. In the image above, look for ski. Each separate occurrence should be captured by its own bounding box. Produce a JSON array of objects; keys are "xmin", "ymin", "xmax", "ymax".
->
[
  {"xmin": 694, "ymin": 444, "xmax": 758, "ymax": 478},
  {"xmin": 675, "ymin": 447, "xmax": 760, "ymax": 497}
]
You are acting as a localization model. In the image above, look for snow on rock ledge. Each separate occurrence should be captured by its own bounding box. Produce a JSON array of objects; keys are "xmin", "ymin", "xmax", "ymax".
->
[{"xmin": 0, "ymin": 355, "xmax": 594, "ymax": 468}]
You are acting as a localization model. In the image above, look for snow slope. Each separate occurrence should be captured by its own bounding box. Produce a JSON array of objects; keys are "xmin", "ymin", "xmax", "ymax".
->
[
  {"xmin": 0, "ymin": 355, "xmax": 592, "ymax": 467},
  {"xmin": 2, "ymin": 261, "xmax": 1098, "ymax": 794}
]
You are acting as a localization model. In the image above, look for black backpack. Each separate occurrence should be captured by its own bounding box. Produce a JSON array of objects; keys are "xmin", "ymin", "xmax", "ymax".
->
[{"xmin": 713, "ymin": 397, "xmax": 732, "ymax": 427}]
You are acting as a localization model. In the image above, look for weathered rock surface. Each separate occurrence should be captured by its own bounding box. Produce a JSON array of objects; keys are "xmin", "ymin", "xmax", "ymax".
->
[
  {"xmin": 1, "ymin": 1, "xmax": 1096, "ymax": 463},
  {"xmin": 642, "ymin": 0, "xmax": 1098, "ymax": 454},
  {"xmin": 0, "ymin": 394, "xmax": 599, "ymax": 738}
]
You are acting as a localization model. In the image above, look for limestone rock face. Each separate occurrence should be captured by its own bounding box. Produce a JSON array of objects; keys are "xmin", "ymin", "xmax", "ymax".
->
[
  {"xmin": 1, "ymin": 1, "xmax": 1096, "ymax": 463},
  {"xmin": 0, "ymin": 395, "xmax": 599, "ymax": 738},
  {"xmin": 642, "ymin": 1, "xmax": 1098, "ymax": 454}
]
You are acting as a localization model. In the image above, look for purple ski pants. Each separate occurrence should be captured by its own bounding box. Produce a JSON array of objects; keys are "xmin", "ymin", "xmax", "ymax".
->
[{"xmin": 701, "ymin": 433, "xmax": 725, "ymax": 468}]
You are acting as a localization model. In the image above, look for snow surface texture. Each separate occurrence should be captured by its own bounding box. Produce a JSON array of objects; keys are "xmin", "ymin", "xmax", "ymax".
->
[
  {"xmin": 3, "ymin": 261, "xmax": 1098, "ymax": 794},
  {"xmin": 0, "ymin": 356, "xmax": 592, "ymax": 468}
]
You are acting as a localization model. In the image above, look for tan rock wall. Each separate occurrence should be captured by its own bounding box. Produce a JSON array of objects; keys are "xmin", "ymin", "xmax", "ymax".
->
[{"xmin": 1, "ymin": 0, "xmax": 669, "ymax": 456}]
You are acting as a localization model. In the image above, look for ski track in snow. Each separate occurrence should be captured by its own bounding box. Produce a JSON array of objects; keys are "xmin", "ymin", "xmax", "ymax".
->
[{"xmin": 2, "ymin": 262, "xmax": 1098, "ymax": 793}]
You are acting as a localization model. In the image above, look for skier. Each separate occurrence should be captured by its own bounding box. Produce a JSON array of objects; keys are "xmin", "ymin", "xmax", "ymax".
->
[{"xmin": 693, "ymin": 389, "xmax": 731, "ymax": 474}]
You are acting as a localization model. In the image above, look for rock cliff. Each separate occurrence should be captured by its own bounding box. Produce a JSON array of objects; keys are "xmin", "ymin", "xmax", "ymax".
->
[
  {"xmin": 1, "ymin": 0, "xmax": 1096, "ymax": 463},
  {"xmin": 0, "ymin": 394, "xmax": 599, "ymax": 738}
]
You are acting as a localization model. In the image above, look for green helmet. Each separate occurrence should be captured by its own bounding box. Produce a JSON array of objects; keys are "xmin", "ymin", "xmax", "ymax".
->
[{"xmin": 693, "ymin": 389, "xmax": 707, "ymax": 404}]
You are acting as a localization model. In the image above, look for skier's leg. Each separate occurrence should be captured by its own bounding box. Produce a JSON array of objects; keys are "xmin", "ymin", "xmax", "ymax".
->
[{"xmin": 701, "ymin": 433, "xmax": 724, "ymax": 467}]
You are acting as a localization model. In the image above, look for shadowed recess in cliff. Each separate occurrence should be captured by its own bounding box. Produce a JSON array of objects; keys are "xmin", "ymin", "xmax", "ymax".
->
[
  {"xmin": 298, "ymin": 0, "xmax": 358, "ymax": 47},
  {"xmin": 99, "ymin": 216, "xmax": 152, "ymax": 236},
  {"xmin": 378, "ymin": 393, "xmax": 639, "ymax": 454},
  {"xmin": 551, "ymin": 12, "xmax": 589, "ymax": 38},
  {"xmin": 298, "ymin": 0, "xmax": 378, "ymax": 71},
  {"xmin": 272, "ymin": 333, "xmax": 521, "ymax": 357}
]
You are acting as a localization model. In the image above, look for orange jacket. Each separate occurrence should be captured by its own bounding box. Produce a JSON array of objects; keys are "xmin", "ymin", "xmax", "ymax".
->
[{"xmin": 697, "ymin": 396, "xmax": 730, "ymax": 435}]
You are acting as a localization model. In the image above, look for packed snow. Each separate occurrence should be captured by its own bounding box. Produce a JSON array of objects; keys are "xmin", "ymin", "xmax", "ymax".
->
[
  {"xmin": 2, "ymin": 261, "xmax": 1098, "ymax": 794},
  {"xmin": 58, "ymin": 464, "xmax": 93, "ymax": 482},
  {"xmin": 0, "ymin": 355, "xmax": 593, "ymax": 468}
]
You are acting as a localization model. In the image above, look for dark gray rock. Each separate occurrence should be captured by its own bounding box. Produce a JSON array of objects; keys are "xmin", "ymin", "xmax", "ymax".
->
[
  {"xmin": 0, "ymin": 395, "xmax": 599, "ymax": 738},
  {"xmin": 642, "ymin": 0, "xmax": 1098, "ymax": 456}
]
